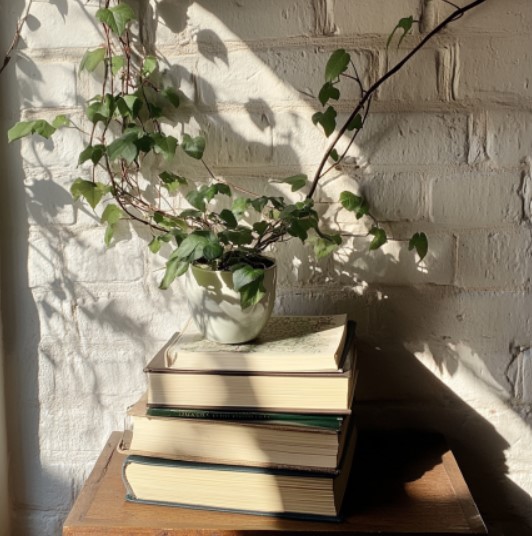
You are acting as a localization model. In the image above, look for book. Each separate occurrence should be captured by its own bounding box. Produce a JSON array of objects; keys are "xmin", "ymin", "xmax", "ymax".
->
[
  {"xmin": 122, "ymin": 422, "xmax": 357, "ymax": 520},
  {"xmin": 145, "ymin": 321, "xmax": 357, "ymax": 413},
  {"xmin": 120, "ymin": 395, "xmax": 351, "ymax": 470},
  {"xmin": 165, "ymin": 314, "xmax": 349, "ymax": 372}
]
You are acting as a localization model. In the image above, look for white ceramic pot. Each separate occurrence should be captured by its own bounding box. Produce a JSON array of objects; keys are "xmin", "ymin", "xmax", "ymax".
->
[{"xmin": 185, "ymin": 260, "xmax": 277, "ymax": 344}]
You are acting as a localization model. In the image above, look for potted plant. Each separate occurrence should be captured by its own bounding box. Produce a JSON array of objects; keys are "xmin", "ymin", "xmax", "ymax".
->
[{"xmin": 7, "ymin": 0, "xmax": 487, "ymax": 343}]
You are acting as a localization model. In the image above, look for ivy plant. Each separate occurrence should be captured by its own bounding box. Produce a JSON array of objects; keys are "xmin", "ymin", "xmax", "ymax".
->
[{"xmin": 7, "ymin": 0, "xmax": 487, "ymax": 308}]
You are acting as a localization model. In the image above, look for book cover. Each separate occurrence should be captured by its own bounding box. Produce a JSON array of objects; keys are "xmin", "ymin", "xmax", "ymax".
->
[
  {"xmin": 145, "ymin": 322, "xmax": 357, "ymax": 413},
  {"xmin": 122, "ymin": 421, "xmax": 357, "ymax": 521},
  {"xmin": 165, "ymin": 314, "xmax": 349, "ymax": 372},
  {"xmin": 120, "ymin": 397, "xmax": 351, "ymax": 470}
]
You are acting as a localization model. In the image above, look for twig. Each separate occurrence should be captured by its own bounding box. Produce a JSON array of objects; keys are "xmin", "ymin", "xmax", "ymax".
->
[
  {"xmin": 307, "ymin": 0, "xmax": 488, "ymax": 199},
  {"xmin": 0, "ymin": 0, "xmax": 34, "ymax": 76}
]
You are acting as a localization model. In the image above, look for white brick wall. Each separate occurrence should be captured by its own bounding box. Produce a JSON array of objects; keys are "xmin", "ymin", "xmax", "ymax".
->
[{"xmin": 1, "ymin": 1, "xmax": 532, "ymax": 535}]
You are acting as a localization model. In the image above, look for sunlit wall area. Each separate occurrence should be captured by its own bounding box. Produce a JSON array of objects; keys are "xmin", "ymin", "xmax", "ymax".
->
[{"xmin": 0, "ymin": 0, "xmax": 531, "ymax": 534}]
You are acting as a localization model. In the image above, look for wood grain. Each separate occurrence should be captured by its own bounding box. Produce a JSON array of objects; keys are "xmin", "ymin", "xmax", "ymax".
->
[{"xmin": 63, "ymin": 430, "xmax": 487, "ymax": 535}]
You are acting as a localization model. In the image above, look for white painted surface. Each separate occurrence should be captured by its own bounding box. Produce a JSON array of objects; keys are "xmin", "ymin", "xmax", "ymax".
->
[{"xmin": 0, "ymin": 1, "xmax": 530, "ymax": 534}]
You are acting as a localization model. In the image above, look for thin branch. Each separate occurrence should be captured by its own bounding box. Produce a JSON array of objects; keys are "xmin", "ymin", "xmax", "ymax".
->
[
  {"xmin": 307, "ymin": 0, "xmax": 489, "ymax": 199},
  {"xmin": 0, "ymin": 0, "xmax": 34, "ymax": 76}
]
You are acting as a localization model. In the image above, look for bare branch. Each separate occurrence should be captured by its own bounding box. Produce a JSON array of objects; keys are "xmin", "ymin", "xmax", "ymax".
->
[
  {"xmin": 0, "ymin": 0, "xmax": 34, "ymax": 76},
  {"xmin": 307, "ymin": 0, "xmax": 488, "ymax": 199}
]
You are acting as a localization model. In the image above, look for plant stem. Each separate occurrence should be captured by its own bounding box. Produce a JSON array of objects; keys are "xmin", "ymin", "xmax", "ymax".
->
[
  {"xmin": 0, "ymin": 0, "xmax": 34, "ymax": 76},
  {"xmin": 307, "ymin": 0, "xmax": 488, "ymax": 199}
]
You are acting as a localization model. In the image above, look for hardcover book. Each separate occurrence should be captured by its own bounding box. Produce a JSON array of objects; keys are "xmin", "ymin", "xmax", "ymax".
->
[
  {"xmin": 122, "ymin": 422, "xmax": 357, "ymax": 521},
  {"xmin": 145, "ymin": 321, "xmax": 357, "ymax": 413},
  {"xmin": 165, "ymin": 314, "xmax": 349, "ymax": 372},
  {"xmin": 120, "ymin": 395, "xmax": 351, "ymax": 470}
]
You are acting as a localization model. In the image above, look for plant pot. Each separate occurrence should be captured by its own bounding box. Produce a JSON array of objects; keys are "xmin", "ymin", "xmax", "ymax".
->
[{"xmin": 185, "ymin": 260, "xmax": 277, "ymax": 344}]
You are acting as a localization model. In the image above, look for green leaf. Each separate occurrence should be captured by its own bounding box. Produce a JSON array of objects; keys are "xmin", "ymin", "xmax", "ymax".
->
[
  {"xmin": 86, "ymin": 94, "xmax": 115, "ymax": 124},
  {"xmin": 107, "ymin": 132, "xmax": 139, "ymax": 163},
  {"xmin": 70, "ymin": 179, "xmax": 111, "ymax": 209},
  {"xmin": 231, "ymin": 265, "xmax": 266, "ymax": 309},
  {"xmin": 142, "ymin": 56, "xmax": 158, "ymax": 76},
  {"xmin": 153, "ymin": 211, "xmax": 187, "ymax": 230},
  {"xmin": 330, "ymin": 148, "xmax": 339, "ymax": 162},
  {"xmin": 181, "ymin": 134, "xmax": 206, "ymax": 160},
  {"xmin": 78, "ymin": 144, "xmax": 106, "ymax": 165},
  {"xmin": 232, "ymin": 197, "xmax": 250, "ymax": 217},
  {"xmin": 186, "ymin": 189, "xmax": 206, "ymax": 212},
  {"xmin": 219, "ymin": 209, "xmax": 238, "ymax": 229},
  {"xmin": 215, "ymin": 183, "xmax": 231, "ymax": 197},
  {"xmin": 280, "ymin": 174, "xmax": 307, "ymax": 192},
  {"xmin": 231, "ymin": 264, "xmax": 264, "ymax": 291},
  {"xmin": 149, "ymin": 236, "xmax": 162, "ymax": 254},
  {"xmin": 325, "ymin": 49, "xmax": 350, "ymax": 82},
  {"xmin": 408, "ymin": 232, "xmax": 428, "ymax": 261},
  {"xmin": 387, "ymin": 16, "xmax": 414, "ymax": 48},
  {"xmin": 238, "ymin": 279, "xmax": 266, "ymax": 309},
  {"xmin": 253, "ymin": 221, "xmax": 269, "ymax": 236},
  {"xmin": 339, "ymin": 191, "xmax": 369, "ymax": 219},
  {"xmin": 159, "ymin": 258, "xmax": 189, "ymax": 289},
  {"xmin": 312, "ymin": 106, "xmax": 337, "ymax": 137},
  {"xmin": 159, "ymin": 171, "xmax": 187, "ymax": 194},
  {"xmin": 7, "ymin": 120, "xmax": 56, "ymax": 142},
  {"xmin": 318, "ymin": 82, "xmax": 340, "ymax": 106},
  {"xmin": 110, "ymin": 55, "xmax": 125, "ymax": 75},
  {"xmin": 153, "ymin": 134, "xmax": 178, "ymax": 160},
  {"xmin": 369, "ymin": 227, "xmax": 387, "ymax": 251},
  {"xmin": 309, "ymin": 234, "xmax": 342, "ymax": 259},
  {"xmin": 52, "ymin": 114, "xmax": 70, "ymax": 129},
  {"xmin": 96, "ymin": 4, "xmax": 136, "ymax": 36},
  {"xmin": 175, "ymin": 231, "xmax": 218, "ymax": 261},
  {"xmin": 250, "ymin": 197, "xmax": 269, "ymax": 212},
  {"xmin": 163, "ymin": 87, "xmax": 180, "ymax": 108},
  {"xmin": 80, "ymin": 47, "xmax": 106, "ymax": 73},
  {"xmin": 179, "ymin": 209, "xmax": 203, "ymax": 219},
  {"xmin": 117, "ymin": 95, "xmax": 142, "ymax": 118},
  {"xmin": 203, "ymin": 242, "xmax": 224, "ymax": 261},
  {"xmin": 346, "ymin": 113, "xmax": 363, "ymax": 131},
  {"xmin": 220, "ymin": 228, "xmax": 253, "ymax": 246},
  {"xmin": 100, "ymin": 204, "xmax": 123, "ymax": 247}
]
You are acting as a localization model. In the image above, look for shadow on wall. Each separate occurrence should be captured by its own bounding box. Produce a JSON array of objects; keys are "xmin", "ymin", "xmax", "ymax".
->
[{"xmin": 2, "ymin": 0, "xmax": 532, "ymax": 534}]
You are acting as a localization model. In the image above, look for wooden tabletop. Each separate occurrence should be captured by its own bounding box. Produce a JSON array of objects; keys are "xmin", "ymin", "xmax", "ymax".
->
[{"xmin": 63, "ymin": 430, "xmax": 486, "ymax": 535}]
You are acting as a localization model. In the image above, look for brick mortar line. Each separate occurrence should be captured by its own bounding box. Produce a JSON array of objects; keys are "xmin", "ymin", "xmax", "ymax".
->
[{"xmin": 20, "ymin": 30, "xmax": 527, "ymax": 59}]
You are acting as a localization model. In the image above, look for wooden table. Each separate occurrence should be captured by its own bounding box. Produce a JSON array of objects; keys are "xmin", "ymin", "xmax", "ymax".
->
[{"xmin": 63, "ymin": 430, "xmax": 486, "ymax": 535}]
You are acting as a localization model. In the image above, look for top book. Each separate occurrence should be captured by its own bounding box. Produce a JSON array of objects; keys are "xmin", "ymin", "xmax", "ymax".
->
[{"xmin": 165, "ymin": 314, "xmax": 349, "ymax": 372}]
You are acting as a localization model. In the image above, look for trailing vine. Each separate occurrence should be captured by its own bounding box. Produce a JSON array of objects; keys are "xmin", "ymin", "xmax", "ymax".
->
[{"xmin": 7, "ymin": 0, "xmax": 488, "ymax": 308}]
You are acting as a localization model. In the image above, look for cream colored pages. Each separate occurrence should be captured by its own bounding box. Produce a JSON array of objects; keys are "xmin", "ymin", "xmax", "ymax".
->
[{"xmin": 165, "ymin": 315, "xmax": 348, "ymax": 372}]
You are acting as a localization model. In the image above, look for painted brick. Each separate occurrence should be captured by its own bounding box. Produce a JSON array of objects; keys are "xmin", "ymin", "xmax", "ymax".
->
[
  {"xmin": 456, "ymin": 229, "xmax": 532, "ymax": 290},
  {"xmin": 33, "ymin": 290, "xmax": 78, "ymax": 341},
  {"xmin": 379, "ymin": 47, "xmax": 442, "ymax": 103},
  {"xmin": 194, "ymin": 46, "xmax": 375, "ymax": 108},
  {"xmin": 431, "ymin": 171, "xmax": 522, "ymax": 227},
  {"xmin": 21, "ymin": 3, "xmax": 103, "ymax": 49},
  {"xmin": 25, "ymin": 168, "xmax": 76, "ymax": 226},
  {"xmin": 74, "ymin": 283, "xmax": 187, "ymax": 343},
  {"xmin": 38, "ymin": 340, "xmax": 146, "ymax": 403},
  {"xmin": 28, "ymin": 231, "xmax": 63, "ymax": 288},
  {"xmin": 457, "ymin": 36, "xmax": 532, "ymax": 102},
  {"xmin": 63, "ymin": 228, "xmax": 144, "ymax": 283},
  {"xmin": 20, "ymin": 112, "xmax": 85, "ymax": 169},
  {"xmin": 337, "ymin": 230, "xmax": 455, "ymax": 286},
  {"xmin": 354, "ymin": 112, "xmax": 468, "ymax": 166},
  {"xmin": 361, "ymin": 171, "xmax": 425, "ymax": 222},
  {"xmin": 451, "ymin": 0, "xmax": 532, "ymax": 36},
  {"xmin": 175, "ymin": 0, "xmax": 313, "ymax": 43},
  {"xmin": 332, "ymin": 0, "xmax": 421, "ymax": 36},
  {"xmin": 486, "ymin": 111, "xmax": 532, "ymax": 168},
  {"xmin": 17, "ymin": 60, "xmax": 78, "ymax": 108}
]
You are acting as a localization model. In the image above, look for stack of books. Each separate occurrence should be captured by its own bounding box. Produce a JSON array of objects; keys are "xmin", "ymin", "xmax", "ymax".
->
[{"xmin": 119, "ymin": 314, "xmax": 358, "ymax": 521}]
